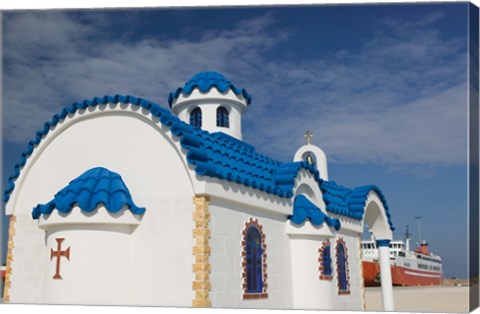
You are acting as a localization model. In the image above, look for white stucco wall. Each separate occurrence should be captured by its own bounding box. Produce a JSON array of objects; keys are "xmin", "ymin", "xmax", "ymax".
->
[
  {"xmin": 208, "ymin": 197, "xmax": 293, "ymax": 309},
  {"xmin": 289, "ymin": 234, "xmax": 335, "ymax": 309},
  {"xmin": 43, "ymin": 223, "xmax": 132, "ymax": 305},
  {"xmin": 7, "ymin": 105, "xmax": 196, "ymax": 306}
]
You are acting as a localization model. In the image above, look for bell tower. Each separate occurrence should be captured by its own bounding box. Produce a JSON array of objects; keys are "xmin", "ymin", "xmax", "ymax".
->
[
  {"xmin": 294, "ymin": 130, "xmax": 329, "ymax": 180},
  {"xmin": 168, "ymin": 71, "xmax": 251, "ymax": 140}
]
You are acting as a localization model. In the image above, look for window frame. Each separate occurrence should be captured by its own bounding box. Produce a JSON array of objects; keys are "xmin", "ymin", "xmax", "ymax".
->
[
  {"xmin": 216, "ymin": 106, "xmax": 230, "ymax": 128},
  {"xmin": 336, "ymin": 237, "xmax": 351, "ymax": 295},
  {"xmin": 190, "ymin": 107, "xmax": 202, "ymax": 128},
  {"xmin": 318, "ymin": 239, "xmax": 333, "ymax": 280},
  {"xmin": 241, "ymin": 218, "xmax": 268, "ymax": 299}
]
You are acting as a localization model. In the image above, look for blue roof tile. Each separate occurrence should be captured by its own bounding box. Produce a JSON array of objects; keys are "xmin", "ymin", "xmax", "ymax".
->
[
  {"xmin": 4, "ymin": 94, "xmax": 393, "ymax": 230},
  {"xmin": 168, "ymin": 71, "xmax": 252, "ymax": 107},
  {"xmin": 320, "ymin": 181, "xmax": 395, "ymax": 231},
  {"xmin": 289, "ymin": 194, "xmax": 341, "ymax": 230},
  {"xmin": 32, "ymin": 167, "xmax": 145, "ymax": 219}
]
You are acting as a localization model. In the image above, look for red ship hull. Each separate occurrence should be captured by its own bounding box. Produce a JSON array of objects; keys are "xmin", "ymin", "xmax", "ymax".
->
[
  {"xmin": 390, "ymin": 264, "xmax": 442, "ymax": 286},
  {"xmin": 363, "ymin": 261, "xmax": 381, "ymax": 286},
  {"xmin": 362, "ymin": 260, "xmax": 442, "ymax": 286}
]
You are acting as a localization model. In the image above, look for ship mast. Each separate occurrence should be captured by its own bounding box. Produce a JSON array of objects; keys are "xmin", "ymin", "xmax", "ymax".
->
[
  {"xmin": 405, "ymin": 225, "xmax": 412, "ymax": 251},
  {"xmin": 414, "ymin": 215, "xmax": 423, "ymax": 245}
]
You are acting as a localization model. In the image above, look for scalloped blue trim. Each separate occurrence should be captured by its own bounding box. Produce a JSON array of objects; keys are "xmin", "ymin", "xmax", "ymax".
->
[
  {"xmin": 289, "ymin": 194, "xmax": 341, "ymax": 230},
  {"xmin": 168, "ymin": 71, "xmax": 252, "ymax": 107},
  {"xmin": 32, "ymin": 167, "xmax": 145, "ymax": 219}
]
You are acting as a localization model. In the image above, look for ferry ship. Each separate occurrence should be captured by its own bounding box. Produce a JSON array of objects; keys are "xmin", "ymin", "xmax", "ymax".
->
[{"xmin": 361, "ymin": 227, "xmax": 443, "ymax": 286}]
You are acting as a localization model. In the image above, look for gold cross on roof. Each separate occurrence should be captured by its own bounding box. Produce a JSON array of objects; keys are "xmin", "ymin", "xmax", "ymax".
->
[{"xmin": 304, "ymin": 130, "xmax": 313, "ymax": 145}]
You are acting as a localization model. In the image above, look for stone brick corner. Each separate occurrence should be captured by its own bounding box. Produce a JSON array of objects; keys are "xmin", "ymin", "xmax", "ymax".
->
[
  {"xmin": 192, "ymin": 195, "xmax": 212, "ymax": 308},
  {"xmin": 3, "ymin": 215, "xmax": 17, "ymax": 303}
]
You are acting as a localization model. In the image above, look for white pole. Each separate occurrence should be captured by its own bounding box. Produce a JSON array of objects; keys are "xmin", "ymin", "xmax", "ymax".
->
[
  {"xmin": 377, "ymin": 240, "xmax": 394, "ymax": 311},
  {"xmin": 405, "ymin": 225, "xmax": 411, "ymax": 251}
]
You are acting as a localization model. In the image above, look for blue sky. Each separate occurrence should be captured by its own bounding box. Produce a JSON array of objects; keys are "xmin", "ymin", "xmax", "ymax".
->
[{"xmin": 1, "ymin": 3, "xmax": 471, "ymax": 278}]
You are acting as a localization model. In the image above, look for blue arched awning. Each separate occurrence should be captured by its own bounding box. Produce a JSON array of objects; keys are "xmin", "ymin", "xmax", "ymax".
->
[
  {"xmin": 32, "ymin": 167, "xmax": 145, "ymax": 219},
  {"xmin": 289, "ymin": 194, "xmax": 341, "ymax": 230}
]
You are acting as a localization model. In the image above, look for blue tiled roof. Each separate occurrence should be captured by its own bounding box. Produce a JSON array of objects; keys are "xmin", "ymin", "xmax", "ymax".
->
[
  {"xmin": 168, "ymin": 71, "xmax": 252, "ymax": 107},
  {"xmin": 349, "ymin": 185, "xmax": 394, "ymax": 230},
  {"xmin": 4, "ymin": 94, "xmax": 393, "ymax": 230},
  {"xmin": 32, "ymin": 167, "xmax": 145, "ymax": 219},
  {"xmin": 289, "ymin": 194, "xmax": 341, "ymax": 230},
  {"xmin": 3, "ymin": 95, "xmax": 294, "ymax": 203},
  {"xmin": 321, "ymin": 181, "xmax": 359, "ymax": 219},
  {"xmin": 320, "ymin": 181, "xmax": 395, "ymax": 231}
]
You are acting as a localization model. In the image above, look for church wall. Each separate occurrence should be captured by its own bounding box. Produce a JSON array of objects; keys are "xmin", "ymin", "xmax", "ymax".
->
[
  {"xmin": 7, "ymin": 110, "xmax": 196, "ymax": 306},
  {"xmin": 289, "ymin": 235, "xmax": 335, "ymax": 309},
  {"xmin": 287, "ymin": 171, "xmax": 338, "ymax": 310},
  {"xmin": 128, "ymin": 195, "xmax": 196, "ymax": 306},
  {"xmin": 42, "ymin": 224, "xmax": 132, "ymax": 305},
  {"xmin": 287, "ymin": 223, "xmax": 364, "ymax": 311},
  {"xmin": 208, "ymin": 197, "xmax": 293, "ymax": 309}
]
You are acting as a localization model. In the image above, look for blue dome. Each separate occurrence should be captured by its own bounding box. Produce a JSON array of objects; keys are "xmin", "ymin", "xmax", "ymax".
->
[{"xmin": 168, "ymin": 71, "xmax": 252, "ymax": 107}]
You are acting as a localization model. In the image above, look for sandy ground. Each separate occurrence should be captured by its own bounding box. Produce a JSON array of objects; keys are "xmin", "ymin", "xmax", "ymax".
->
[{"xmin": 365, "ymin": 286, "xmax": 473, "ymax": 313}]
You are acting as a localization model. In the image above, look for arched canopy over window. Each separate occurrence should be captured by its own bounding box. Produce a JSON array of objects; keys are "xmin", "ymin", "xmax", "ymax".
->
[
  {"xmin": 190, "ymin": 107, "xmax": 202, "ymax": 128},
  {"xmin": 336, "ymin": 239, "xmax": 350, "ymax": 294},
  {"xmin": 246, "ymin": 226, "xmax": 263, "ymax": 293},
  {"xmin": 216, "ymin": 106, "xmax": 229, "ymax": 128}
]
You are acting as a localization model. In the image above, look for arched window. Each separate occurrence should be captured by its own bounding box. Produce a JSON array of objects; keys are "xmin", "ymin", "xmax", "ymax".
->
[
  {"xmin": 319, "ymin": 240, "xmax": 333, "ymax": 280},
  {"xmin": 242, "ymin": 218, "xmax": 267, "ymax": 299},
  {"xmin": 336, "ymin": 238, "xmax": 350, "ymax": 294},
  {"xmin": 246, "ymin": 227, "xmax": 263, "ymax": 293},
  {"xmin": 190, "ymin": 107, "xmax": 202, "ymax": 128},
  {"xmin": 216, "ymin": 106, "xmax": 229, "ymax": 128}
]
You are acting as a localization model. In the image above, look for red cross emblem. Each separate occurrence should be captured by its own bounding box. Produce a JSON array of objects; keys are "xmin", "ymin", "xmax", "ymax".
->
[{"xmin": 50, "ymin": 238, "xmax": 71, "ymax": 280}]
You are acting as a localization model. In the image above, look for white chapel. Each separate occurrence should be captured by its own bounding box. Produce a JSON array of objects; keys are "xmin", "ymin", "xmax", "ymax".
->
[{"xmin": 2, "ymin": 71, "xmax": 395, "ymax": 310}]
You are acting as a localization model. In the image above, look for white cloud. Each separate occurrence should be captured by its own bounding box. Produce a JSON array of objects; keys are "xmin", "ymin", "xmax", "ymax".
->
[
  {"xmin": 2, "ymin": 11, "xmax": 282, "ymax": 140},
  {"xmin": 2, "ymin": 9, "xmax": 468, "ymax": 171},
  {"xmin": 241, "ymin": 12, "xmax": 468, "ymax": 169},
  {"xmin": 254, "ymin": 83, "xmax": 467, "ymax": 167}
]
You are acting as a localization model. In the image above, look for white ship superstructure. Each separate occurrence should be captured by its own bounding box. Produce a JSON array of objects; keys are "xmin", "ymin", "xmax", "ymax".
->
[{"xmin": 361, "ymin": 225, "xmax": 443, "ymax": 286}]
